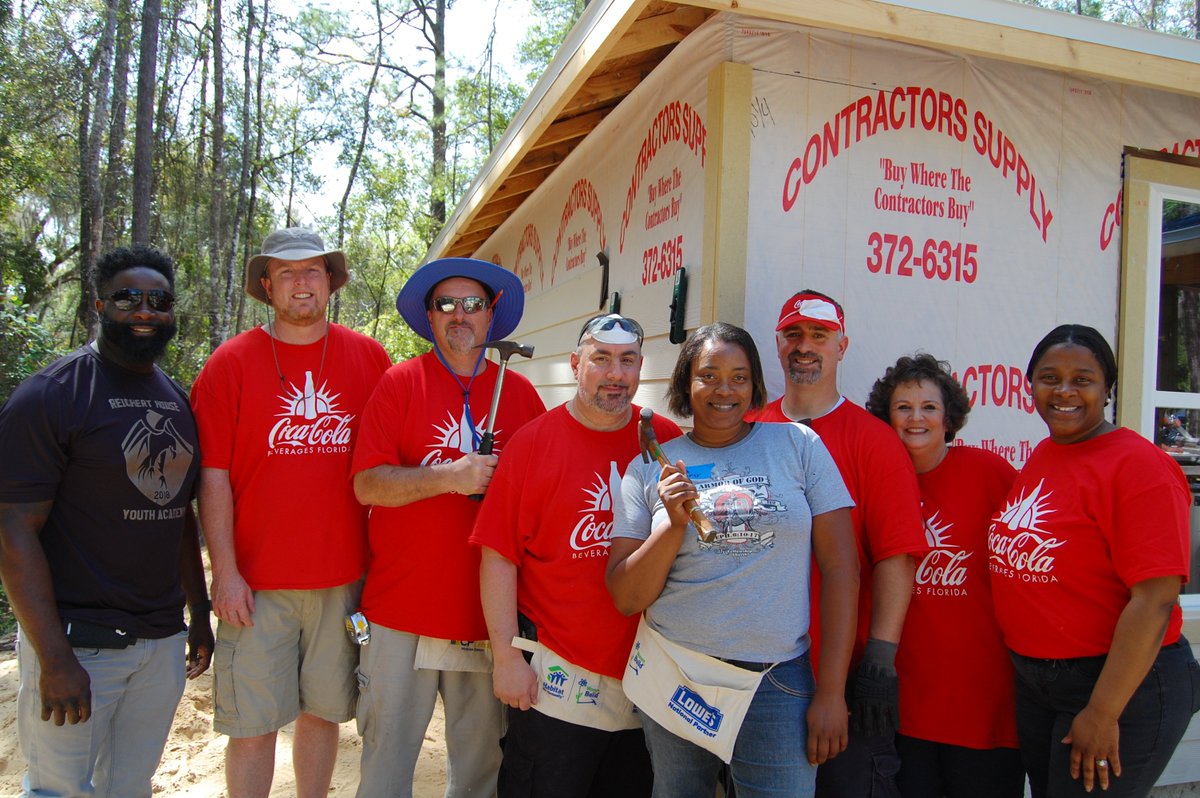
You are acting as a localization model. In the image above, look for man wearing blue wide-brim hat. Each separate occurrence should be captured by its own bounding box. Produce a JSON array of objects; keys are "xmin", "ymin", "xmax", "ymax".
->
[{"xmin": 349, "ymin": 258, "xmax": 546, "ymax": 797}]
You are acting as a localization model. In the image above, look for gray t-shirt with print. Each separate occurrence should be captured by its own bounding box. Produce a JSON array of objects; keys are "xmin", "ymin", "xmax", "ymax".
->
[{"xmin": 613, "ymin": 421, "xmax": 852, "ymax": 662}]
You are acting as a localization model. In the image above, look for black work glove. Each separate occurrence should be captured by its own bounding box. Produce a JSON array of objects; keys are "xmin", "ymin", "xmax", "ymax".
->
[{"xmin": 849, "ymin": 638, "xmax": 899, "ymax": 738}]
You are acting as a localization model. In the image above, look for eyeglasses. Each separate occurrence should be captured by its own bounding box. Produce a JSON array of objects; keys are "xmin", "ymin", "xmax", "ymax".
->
[
  {"xmin": 430, "ymin": 296, "xmax": 489, "ymax": 314},
  {"xmin": 577, "ymin": 314, "xmax": 644, "ymax": 344},
  {"xmin": 105, "ymin": 288, "xmax": 176, "ymax": 312}
]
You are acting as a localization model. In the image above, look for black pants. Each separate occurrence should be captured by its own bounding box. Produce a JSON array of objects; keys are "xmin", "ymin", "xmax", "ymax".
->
[
  {"xmin": 1012, "ymin": 638, "xmax": 1200, "ymax": 798},
  {"xmin": 498, "ymin": 706, "xmax": 652, "ymax": 798},
  {"xmin": 816, "ymin": 728, "xmax": 902, "ymax": 798},
  {"xmin": 895, "ymin": 734, "xmax": 1025, "ymax": 798}
]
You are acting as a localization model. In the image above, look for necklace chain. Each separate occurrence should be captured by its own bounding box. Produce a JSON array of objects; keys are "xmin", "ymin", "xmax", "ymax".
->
[{"xmin": 268, "ymin": 318, "xmax": 330, "ymax": 400}]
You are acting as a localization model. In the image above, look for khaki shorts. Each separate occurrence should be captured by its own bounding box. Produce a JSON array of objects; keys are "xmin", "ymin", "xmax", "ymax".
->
[{"xmin": 213, "ymin": 582, "xmax": 361, "ymax": 737}]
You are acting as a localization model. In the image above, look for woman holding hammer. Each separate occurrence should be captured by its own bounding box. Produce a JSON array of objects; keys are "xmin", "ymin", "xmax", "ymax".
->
[{"xmin": 607, "ymin": 322, "xmax": 860, "ymax": 798}]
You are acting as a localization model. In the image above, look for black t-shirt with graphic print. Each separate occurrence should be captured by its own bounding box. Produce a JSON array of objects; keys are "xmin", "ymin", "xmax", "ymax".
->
[{"xmin": 0, "ymin": 345, "xmax": 200, "ymax": 638}]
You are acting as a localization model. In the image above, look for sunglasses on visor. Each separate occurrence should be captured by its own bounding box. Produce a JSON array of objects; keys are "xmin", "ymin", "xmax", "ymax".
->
[
  {"xmin": 105, "ymin": 288, "xmax": 176, "ymax": 312},
  {"xmin": 577, "ymin": 314, "xmax": 644, "ymax": 344},
  {"xmin": 430, "ymin": 296, "xmax": 489, "ymax": 314}
]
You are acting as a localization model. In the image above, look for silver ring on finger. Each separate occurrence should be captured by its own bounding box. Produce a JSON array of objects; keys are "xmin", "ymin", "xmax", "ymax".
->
[{"xmin": 1096, "ymin": 759, "xmax": 1109, "ymax": 768}]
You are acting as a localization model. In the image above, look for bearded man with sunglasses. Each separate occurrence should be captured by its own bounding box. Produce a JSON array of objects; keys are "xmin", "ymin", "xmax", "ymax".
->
[
  {"xmin": 349, "ymin": 258, "xmax": 546, "ymax": 798},
  {"xmin": 0, "ymin": 245, "xmax": 212, "ymax": 797},
  {"xmin": 190, "ymin": 228, "xmax": 391, "ymax": 798},
  {"xmin": 471, "ymin": 313, "xmax": 680, "ymax": 798}
]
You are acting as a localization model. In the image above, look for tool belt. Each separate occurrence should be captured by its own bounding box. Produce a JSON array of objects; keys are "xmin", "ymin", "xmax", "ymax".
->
[
  {"xmin": 413, "ymin": 636, "xmax": 493, "ymax": 673},
  {"xmin": 622, "ymin": 616, "xmax": 771, "ymax": 763},
  {"xmin": 512, "ymin": 636, "xmax": 641, "ymax": 732}
]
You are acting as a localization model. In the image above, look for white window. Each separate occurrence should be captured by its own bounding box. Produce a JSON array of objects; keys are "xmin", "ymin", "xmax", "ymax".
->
[{"xmin": 1118, "ymin": 150, "xmax": 1200, "ymax": 596}]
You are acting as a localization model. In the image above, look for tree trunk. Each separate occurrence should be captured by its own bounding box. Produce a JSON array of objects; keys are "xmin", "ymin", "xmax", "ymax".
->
[
  {"xmin": 132, "ymin": 0, "xmax": 162, "ymax": 245},
  {"xmin": 237, "ymin": 0, "xmax": 268, "ymax": 334},
  {"xmin": 150, "ymin": 0, "xmax": 180, "ymax": 245},
  {"xmin": 333, "ymin": 0, "xmax": 384, "ymax": 323},
  {"xmin": 76, "ymin": 0, "xmax": 120, "ymax": 341},
  {"xmin": 87, "ymin": 0, "xmax": 120, "ymax": 257},
  {"xmin": 196, "ymin": 2, "xmax": 209, "ymax": 198},
  {"xmin": 101, "ymin": 0, "xmax": 132, "ymax": 248},
  {"xmin": 207, "ymin": 0, "xmax": 227, "ymax": 351},
  {"xmin": 222, "ymin": 0, "xmax": 253, "ymax": 334},
  {"xmin": 429, "ymin": 0, "xmax": 447, "ymax": 230}
]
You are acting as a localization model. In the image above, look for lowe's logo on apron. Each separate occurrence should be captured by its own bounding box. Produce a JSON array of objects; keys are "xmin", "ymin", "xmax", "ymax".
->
[{"xmin": 668, "ymin": 685, "xmax": 723, "ymax": 737}]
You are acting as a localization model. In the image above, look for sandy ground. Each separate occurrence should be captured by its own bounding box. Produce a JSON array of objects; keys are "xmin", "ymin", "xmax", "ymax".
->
[{"xmin": 0, "ymin": 645, "xmax": 451, "ymax": 797}]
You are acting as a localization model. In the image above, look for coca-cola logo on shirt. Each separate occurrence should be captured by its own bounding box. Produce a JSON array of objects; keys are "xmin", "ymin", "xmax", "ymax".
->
[
  {"xmin": 267, "ymin": 371, "xmax": 354, "ymax": 455},
  {"xmin": 913, "ymin": 511, "xmax": 970, "ymax": 596},
  {"xmin": 420, "ymin": 407, "xmax": 490, "ymax": 466},
  {"xmin": 988, "ymin": 479, "xmax": 1065, "ymax": 583},
  {"xmin": 570, "ymin": 461, "xmax": 621, "ymax": 560}
]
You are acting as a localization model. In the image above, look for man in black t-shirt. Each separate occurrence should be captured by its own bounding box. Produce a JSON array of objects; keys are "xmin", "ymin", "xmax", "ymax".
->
[{"xmin": 0, "ymin": 245, "xmax": 212, "ymax": 798}]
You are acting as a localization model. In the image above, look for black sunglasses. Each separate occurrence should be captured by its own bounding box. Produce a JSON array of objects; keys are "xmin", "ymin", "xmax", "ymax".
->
[
  {"xmin": 431, "ymin": 296, "xmax": 489, "ymax": 314},
  {"xmin": 106, "ymin": 288, "xmax": 176, "ymax": 312}
]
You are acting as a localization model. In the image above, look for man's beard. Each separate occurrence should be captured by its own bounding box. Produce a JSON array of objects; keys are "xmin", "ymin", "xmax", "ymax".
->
[
  {"xmin": 786, "ymin": 353, "xmax": 823, "ymax": 385},
  {"xmin": 582, "ymin": 384, "xmax": 632, "ymax": 415},
  {"xmin": 100, "ymin": 315, "xmax": 177, "ymax": 364},
  {"xmin": 443, "ymin": 323, "xmax": 479, "ymax": 355}
]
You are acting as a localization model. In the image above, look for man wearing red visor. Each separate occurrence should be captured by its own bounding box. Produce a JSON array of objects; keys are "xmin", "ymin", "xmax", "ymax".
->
[{"xmin": 748, "ymin": 290, "xmax": 926, "ymax": 798}]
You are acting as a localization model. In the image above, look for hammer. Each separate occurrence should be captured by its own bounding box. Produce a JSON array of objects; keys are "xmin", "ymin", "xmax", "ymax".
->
[
  {"xmin": 469, "ymin": 339, "xmax": 534, "ymax": 501},
  {"xmin": 638, "ymin": 408, "xmax": 717, "ymax": 542}
]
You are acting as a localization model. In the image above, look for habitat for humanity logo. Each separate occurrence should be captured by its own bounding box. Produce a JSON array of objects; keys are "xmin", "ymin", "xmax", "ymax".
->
[
  {"xmin": 575, "ymin": 678, "xmax": 600, "ymax": 705},
  {"xmin": 668, "ymin": 685, "xmax": 722, "ymax": 738},
  {"xmin": 629, "ymin": 641, "xmax": 646, "ymax": 675},
  {"xmin": 542, "ymin": 665, "xmax": 570, "ymax": 700}
]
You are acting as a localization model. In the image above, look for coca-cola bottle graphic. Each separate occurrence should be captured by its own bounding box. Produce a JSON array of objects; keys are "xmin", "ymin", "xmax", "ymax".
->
[
  {"xmin": 604, "ymin": 460, "xmax": 621, "ymax": 511},
  {"xmin": 302, "ymin": 371, "xmax": 318, "ymax": 420}
]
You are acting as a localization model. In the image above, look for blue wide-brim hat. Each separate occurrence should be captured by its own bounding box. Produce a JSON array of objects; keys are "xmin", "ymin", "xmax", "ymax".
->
[{"xmin": 396, "ymin": 257, "xmax": 525, "ymax": 342}]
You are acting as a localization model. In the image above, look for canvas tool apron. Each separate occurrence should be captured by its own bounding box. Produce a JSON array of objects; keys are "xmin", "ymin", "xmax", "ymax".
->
[
  {"xmin": 510, "ymin": 636, "xmax": 641, "ymax": 731},
  {"xmin": 622, "ymin": 616, "xmax": 771, "ymax": 763},
  {"xmin": 413, "ymin": 636, "xmax": 493, "ymax": 673}
]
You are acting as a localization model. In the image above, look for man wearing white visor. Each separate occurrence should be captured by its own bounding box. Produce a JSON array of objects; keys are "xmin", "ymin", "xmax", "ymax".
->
[
  {"xmin": 747, "ymin": 290, "xmax": 926, "ymax": 798},
  {"xmin": 472, "ymin": 314, "xmax": 681, "ymax": 797}
]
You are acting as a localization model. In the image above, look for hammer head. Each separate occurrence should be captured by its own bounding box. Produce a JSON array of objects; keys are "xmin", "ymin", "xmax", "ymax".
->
[
  {"xmin": 475, "ymin": 340, "xmax": 534, "ymax": 361},
  {"xmin": 638, "ymin": 408, "xmax": 655, "ymax": 464}
]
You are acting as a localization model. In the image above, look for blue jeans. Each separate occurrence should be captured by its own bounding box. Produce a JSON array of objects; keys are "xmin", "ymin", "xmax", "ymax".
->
[
  {"xmin": 1011, "ymin": 637, "xmax": 1200, "ymax": 798},
  {"xmin": 17, "ymin": 630, "xmax": 187, "ymax": 798},
  {"xmin": 641, "ymin": 654, "xmax": 816, "ymax": 798}
]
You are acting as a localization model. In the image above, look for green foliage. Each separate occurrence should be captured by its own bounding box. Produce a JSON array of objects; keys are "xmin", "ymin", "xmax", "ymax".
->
[
  {"xmin": 0, "ymin": 304, "xmax": 64, "ymax": 406},
  {"xmin": 0, "ymin": 232, "xmax": 48, "ymax": 305},
  {"xmin": 517, "ymin": 0, "xmax": 584, "ymax": 81}
]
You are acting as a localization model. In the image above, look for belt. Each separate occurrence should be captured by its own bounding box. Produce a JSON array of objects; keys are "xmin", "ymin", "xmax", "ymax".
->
[{"xmin": 719, "ymin": 658, "xmax": 775, "ymax": 672}]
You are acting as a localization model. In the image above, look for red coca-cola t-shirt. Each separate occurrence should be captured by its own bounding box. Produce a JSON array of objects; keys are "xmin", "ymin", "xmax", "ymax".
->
[
  {"xmin": 351, "ymin": 352, "xmax": 545, "ymax": 640},
  {"xmin": 470, "ymin": 405, "xmax": 681, "ymax": 678},
  {"xmin": 989, "ymin": 427, "xmax": 1190, "ymax": 658},
  {"xmin": 899, "ymin": 445, "xmax": 1018, "ymax": 749},
  {"xmin": 191, "ymin": 324, "xmax": 391, "ymax": 589},
  {"xmin": 747, "ymin": 398, "xmax": 927, "ymax": 666}
]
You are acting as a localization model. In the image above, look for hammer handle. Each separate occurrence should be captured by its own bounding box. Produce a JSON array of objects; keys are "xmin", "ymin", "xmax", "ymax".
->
[
  {"xmin": 639, "ymin": 418, "xmax": 717, "ymax": 542},
  {"xmin": 468, "ymin": 433, "xmax": 495, "ymax": 502}
]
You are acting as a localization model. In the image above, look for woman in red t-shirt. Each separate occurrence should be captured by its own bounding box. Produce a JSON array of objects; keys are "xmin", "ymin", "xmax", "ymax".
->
[
  {"xmin": 866, "ymin": 353, "xmax": 1024, "ymax": 798},
  {"xmin": 991, "ymin": 324, "xmax": 1199, "ymax": 798}
]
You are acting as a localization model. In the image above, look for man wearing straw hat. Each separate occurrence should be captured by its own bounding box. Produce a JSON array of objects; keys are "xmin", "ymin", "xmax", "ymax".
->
[
  {"xmin": 191, "ymin": 227, "xmax": 391, "ymax": 798},
  {"xmin": 350, "ymin": 257, "xmax": 545, "ymax": 797}
]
